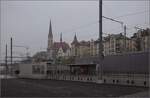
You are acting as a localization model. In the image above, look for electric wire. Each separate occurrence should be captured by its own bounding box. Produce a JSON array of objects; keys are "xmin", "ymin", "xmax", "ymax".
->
[{"xmin": 61, "ymin": 10, "xmax": 148, "ymax": 34}]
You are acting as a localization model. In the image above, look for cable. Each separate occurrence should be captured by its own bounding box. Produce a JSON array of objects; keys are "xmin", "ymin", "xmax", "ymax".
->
[
  {"xmin": 62, "ymin": 10, "xmax": 148, "ymax": 34},
  {"xmin": 62, "ymin": 21, "xmax": 98, "ymax": 33},
  {"xmin": 113, "ymin": 10, "xmax": 149, "ymax": 19},
  {"xmin": 54, "ymin": 9, "xmax": 149, "ymax": 41}
]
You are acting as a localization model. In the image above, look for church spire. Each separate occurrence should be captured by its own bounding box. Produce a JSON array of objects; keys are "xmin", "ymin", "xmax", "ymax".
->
[
  {"xmin": 74, "ymin": 33, "xmax": 77, "ymax": 41},
  {"xmin": 47, "ymin": 19, "xmax": 53, "ymax": 60},
  {"xmin": 60, "ymin": 32, "xmax": 62, "ymax": 42},
  {"xmin": 71, "ymin": 33, "xmax": 79, "ymax": 45},
  {"xmin": 48, "ymin": 20, "xmax": 53, "ymax": 38}
]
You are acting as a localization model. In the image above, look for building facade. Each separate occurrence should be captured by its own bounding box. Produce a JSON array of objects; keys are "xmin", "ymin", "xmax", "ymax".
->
[
  {"xmin": 103, "ymin": 33, "xmax": 130, "ymax": 56},
  {"xmin": 71, "ymin": 34, "xmax": 91, "ymax": 57},
  {"xmin": 131, "ymin": 28, "xmax": 150, "ymax": 52}
]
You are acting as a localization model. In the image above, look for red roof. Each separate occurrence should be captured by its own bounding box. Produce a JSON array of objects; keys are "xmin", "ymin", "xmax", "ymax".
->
[{"xmin": 53, "ymin": 42, "xmax": 70, "ymax": 52}]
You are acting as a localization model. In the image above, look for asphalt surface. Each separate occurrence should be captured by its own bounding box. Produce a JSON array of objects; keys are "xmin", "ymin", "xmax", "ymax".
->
[{"xmin": 1, "ymin": 78, "xmax": 149, "ymax": 97}]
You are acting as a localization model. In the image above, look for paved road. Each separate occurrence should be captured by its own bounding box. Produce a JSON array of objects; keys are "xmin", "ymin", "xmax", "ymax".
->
[
  {"xmin": 1, "ymin": 79, "xmax": 149, "ymax": 97},
  {"xmin": 0, "ymin": 75, "xmax": 13, "ymax": 79},
  {"xmin": 123, "ymin": 91, "xmax": 149, "ymax": 97}
]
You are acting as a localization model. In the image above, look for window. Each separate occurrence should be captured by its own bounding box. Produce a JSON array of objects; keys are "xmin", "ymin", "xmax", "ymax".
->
[{"xmin": 32, "ymin": 65, "xmax": 45, "ymax": 74}]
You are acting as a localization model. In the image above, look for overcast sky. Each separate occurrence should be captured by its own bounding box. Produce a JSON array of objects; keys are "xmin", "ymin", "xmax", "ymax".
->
[{"xmin": 0, "ymin": 0, "xmax": 149, "ymax": 61}]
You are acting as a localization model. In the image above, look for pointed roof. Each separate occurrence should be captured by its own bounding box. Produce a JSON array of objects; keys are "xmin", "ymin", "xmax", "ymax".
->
[
  {"xmin": 71, "ymin": 33, "xmax": 79, "ymax": 45},
  {"xmin": 60, "ymin": 32, "xmax": 62, "ymax": 42},
  {"xmin": 48, "ymin": 20, "xmax": 53, "ymax": 38}
]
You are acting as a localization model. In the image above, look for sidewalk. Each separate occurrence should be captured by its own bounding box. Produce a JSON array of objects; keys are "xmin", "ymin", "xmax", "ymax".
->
[{"xmin": 122, "ymin": 90, "xmax": 149, "ymax": 97}]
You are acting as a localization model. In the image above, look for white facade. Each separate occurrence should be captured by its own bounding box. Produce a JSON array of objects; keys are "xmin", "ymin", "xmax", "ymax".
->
[{"xmin": 57, "ymin": 47, "xmax": 65, "ymax": 57}]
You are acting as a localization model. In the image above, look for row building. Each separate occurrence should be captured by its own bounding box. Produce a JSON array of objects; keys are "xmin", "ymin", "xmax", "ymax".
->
[
  {"xmin": 33, "ymin": 20, "xmax": 150, "ymax": 63},
  {"xmin": 71, "ymin": 29, "xmax": 150, "ymax": 57}
]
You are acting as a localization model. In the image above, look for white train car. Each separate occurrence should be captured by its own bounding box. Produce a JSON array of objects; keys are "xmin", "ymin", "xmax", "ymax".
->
[{"xmin": 18, "ymin": 62, "xmax": 47, "ymax": 79}]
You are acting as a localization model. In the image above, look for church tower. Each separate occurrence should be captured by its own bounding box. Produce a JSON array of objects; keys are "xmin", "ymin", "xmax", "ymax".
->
[
  {"xmin": 71, "ymin": 33, "xmax": 79, "ymax": 56},
  {"xmin": 47, "ymin": 20, "xmax": 53, "ymax": 60}
]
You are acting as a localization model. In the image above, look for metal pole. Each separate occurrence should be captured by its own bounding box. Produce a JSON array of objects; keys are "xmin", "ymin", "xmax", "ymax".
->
[
  {"xmin": 10, "ymin": 37, "xmax": 13, "ymax": 75},
  {"xmin": 124, "ymin": 25, "xmax": 126, "ymax": 52},
  {"xmin": 99, "ymin": 0, "xmax": 103, "ymax": 80},
  {"xmin": 0, "ymin": 31, "xmax": 2, "ymax": 63},
  {"xmin": 5, "ymin": 44, "xmax": 7, "ymax": 78}
]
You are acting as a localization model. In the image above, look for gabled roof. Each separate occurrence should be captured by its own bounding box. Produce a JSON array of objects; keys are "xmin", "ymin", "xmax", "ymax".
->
[{"xmin": 53, "ymin": 42, "xmax": 70, "ymax": 52}]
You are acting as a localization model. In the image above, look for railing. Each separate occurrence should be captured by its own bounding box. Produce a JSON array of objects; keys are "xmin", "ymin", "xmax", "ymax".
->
[
  {"xmin": 46, "ymin": 73, "xmax": 149, "ymax": 87},
  {"xmin": 47, "ymin": 73, "xmax": 98, "ymax": 82},
  {"xmin": 103, "ymin": 73, "xmax": 149, "ymax": 79}
]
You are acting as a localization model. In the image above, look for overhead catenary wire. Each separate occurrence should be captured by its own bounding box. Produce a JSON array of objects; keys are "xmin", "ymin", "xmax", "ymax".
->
[
  {"xmin": 113, "ymin": 10, "xmax": 150, "ymax": 19},
  {"xmin": 62, "ymin": 21, "xmax": 98, "ymax": 33},
  {"xmin": 61, "ymin": 10, "xmax": 148, "ymax": 34}
]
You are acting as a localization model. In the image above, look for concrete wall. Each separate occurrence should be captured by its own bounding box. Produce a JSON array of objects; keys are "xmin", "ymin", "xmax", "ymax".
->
[
  {"xmin": 19, "ymin": 62, "xmax": 47, "ymax": 79},
  {"xmin": 75, "ymin": 52, "xmax": 149, "ymax": 74},
  {"xmin": 102, "ymin": 74, "xmax": 149, "ymax": 87}
]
